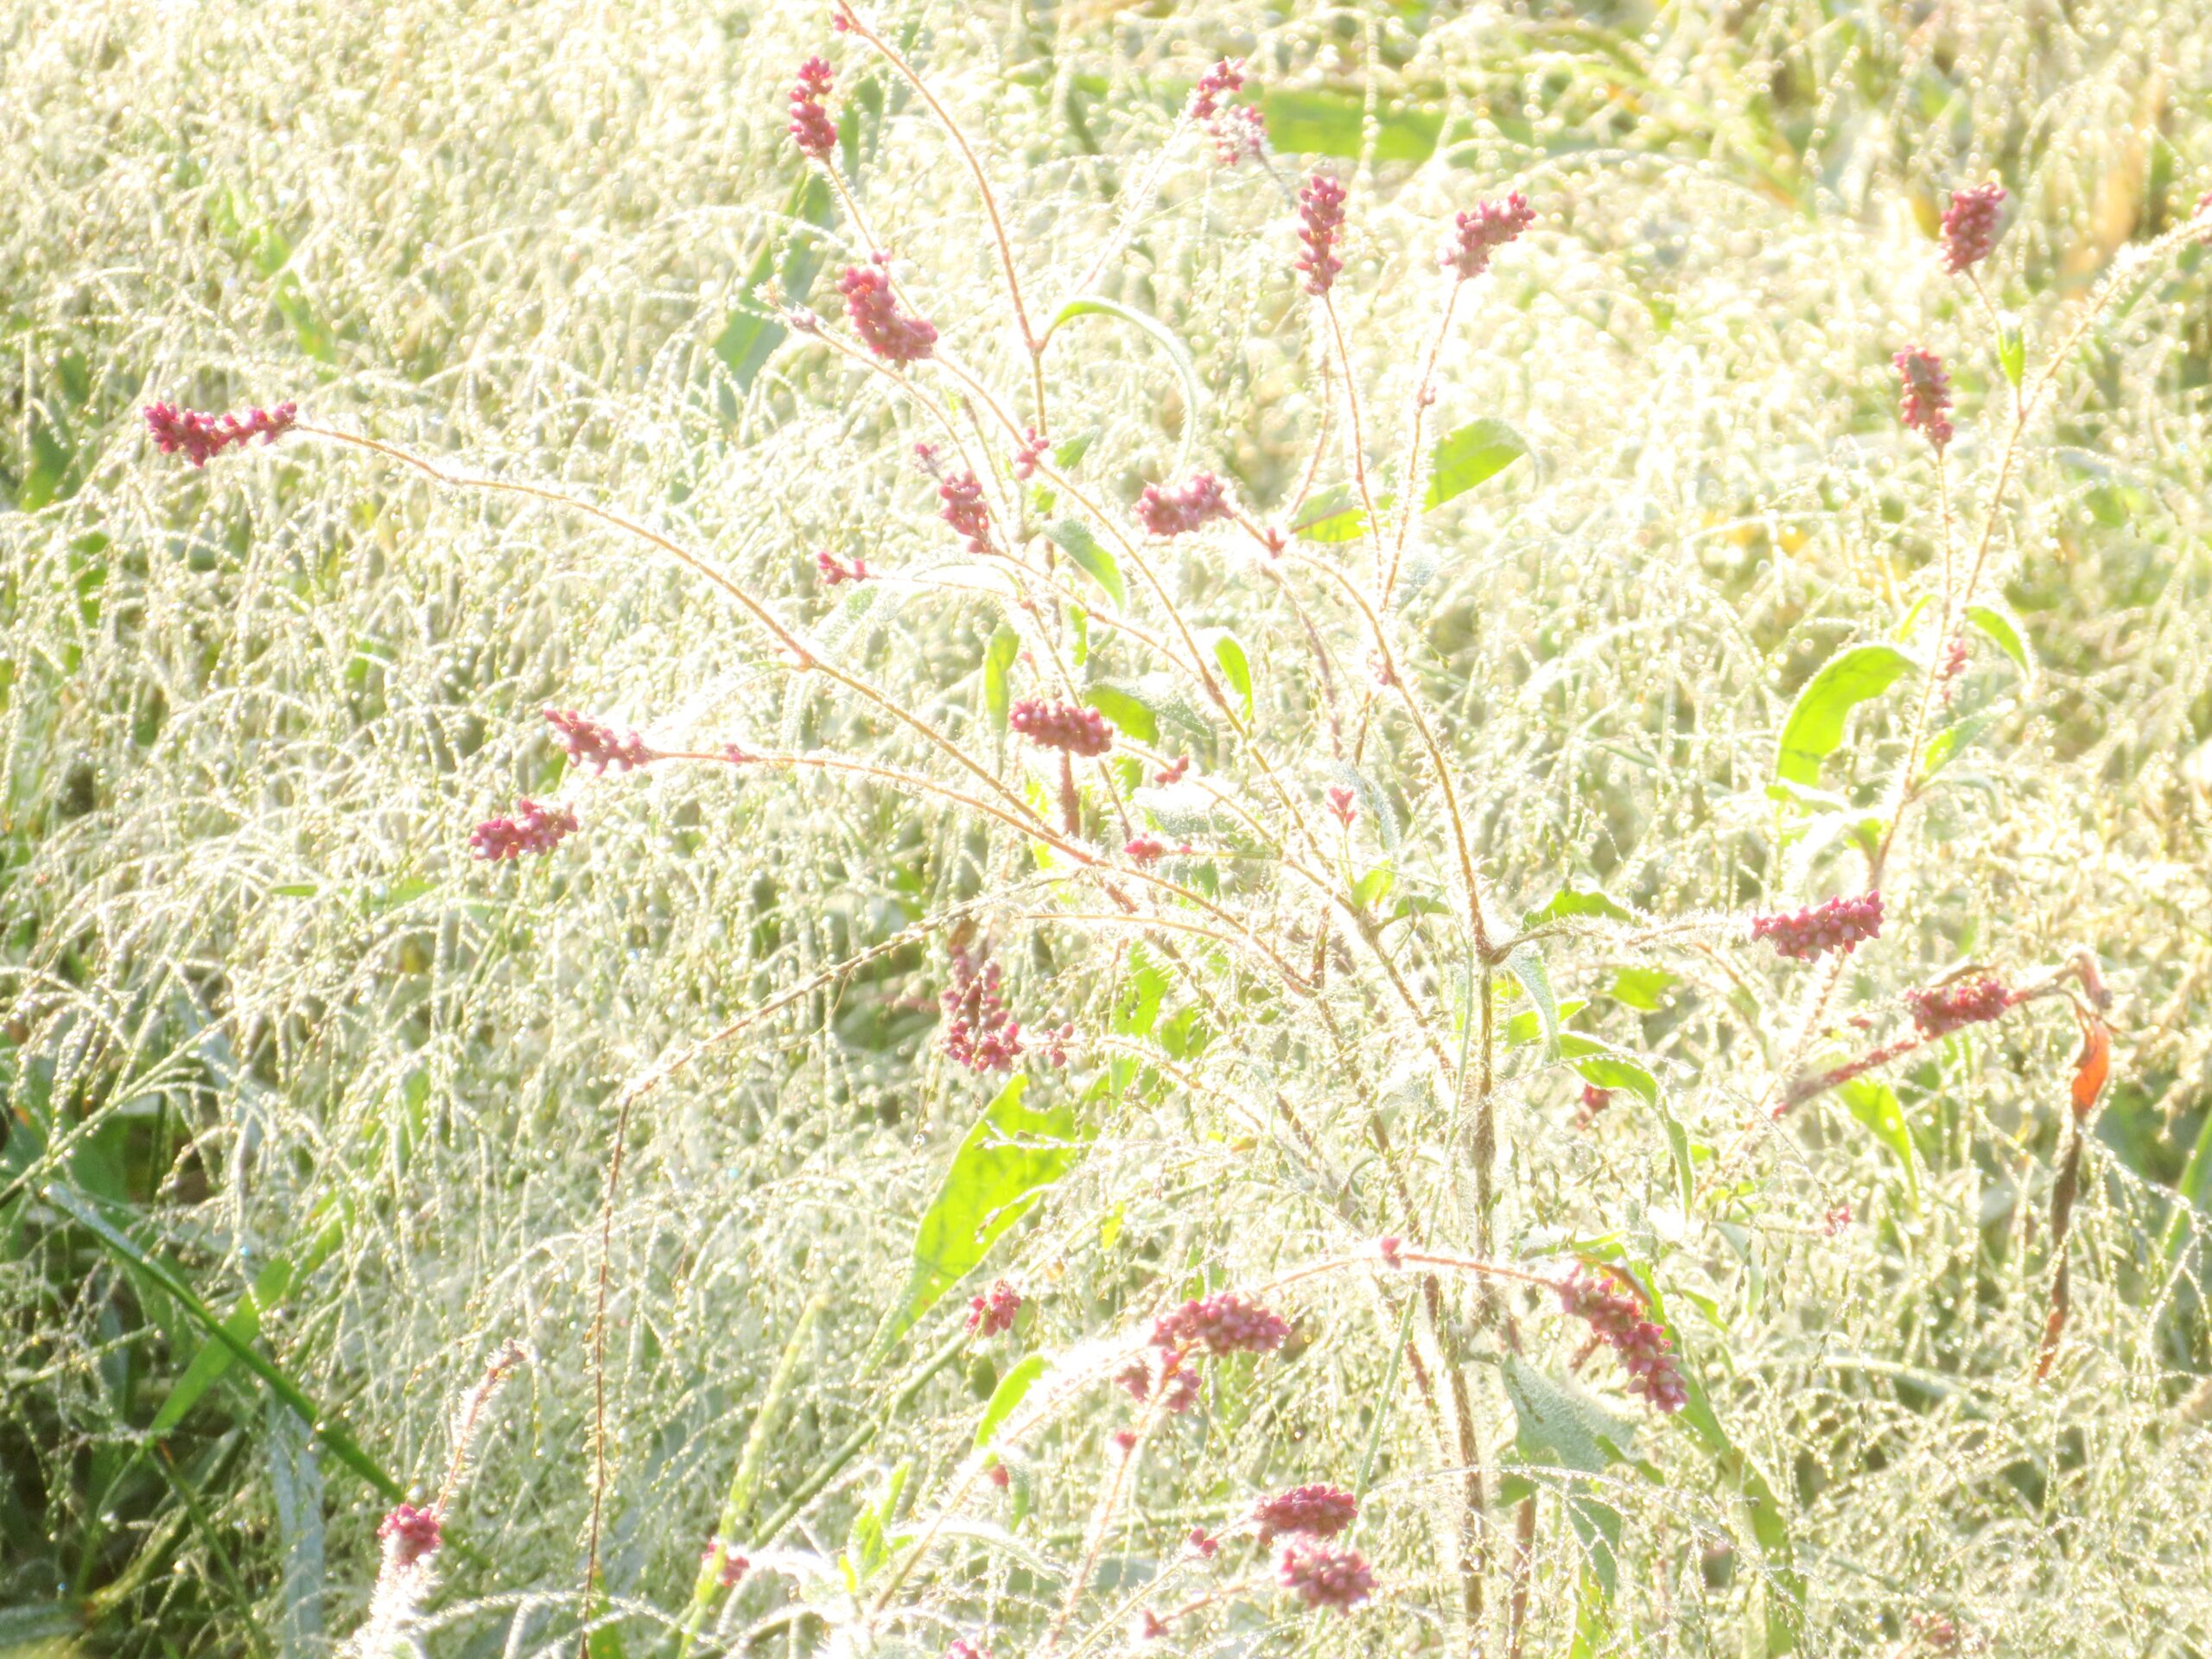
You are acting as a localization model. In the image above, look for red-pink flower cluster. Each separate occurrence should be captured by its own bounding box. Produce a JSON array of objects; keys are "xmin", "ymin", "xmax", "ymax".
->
[
  {"xmin": 1117, "ymin": 1347, "xmax": 1201, "ymax": 1414},
  {"xmin": 1557, "ymin": 1268, "xmax": 1686, "ymax": 1413},
  {"xmin": 1185, "ymin": 1526, "xmax": 1220, "ymax": 1558},
  {"xmin": 701, "ymin": 1540, "xmax": 748, "ymax": 1587},
  {"xmin": 1153, "ymin": 1290, "xmax": 1292, "ymax": 1357},
  {"xmin": 545, "ymin": 709, "xmax": 652, "ymax": 774},
  {"xmin": 1190, "ymin": 60, "xmax": 1265, "ymax": 164},
  {"xmin": 469, "ymin": 798, "xmax": 578, "ymax": 861},
  {"xmin": 1326, "ymin": 785, "xmax": 1357, "ymax": 827},
  {"xmin": 967, "ymin": 1279, "xmax": 1023, "ymax": 1336},
  {"xmin": 1011, "ymin": 427, "xmax": 1049, "ymax": 480},
  {"xmin": 1445, "ymin": 192, "xmax": 1534, "ymax": 281},
  {"xmin": 1296, "ymin": 175, "xmax": 1348, "ymax": 295},
  {"xmin": 939, "ymin": 471, "xmax": 993, "ymax": 554},
  {"xmin": 143, "ymin": 399, "xmax": 297, "ymax": 467},
  {"xmin": 941, "ymin": 944, "xmax": 1023, "ymax": 1071},
  {"xmin": 378, "ymin": 1504, "xmax": 442, "ymax": 1568},
  {"xmin": 841, "ymin": 260, "xmax": 937, "ymax": 363},
  {"xmin": 1574, "ymin": 1082, "xmax": 1612, "ymax": 1129},
  {"xmin": 1904, "ymin": 975, "xmax": 2014, "ymax": 1039},
  {"xmin": 1135, "ymin": 473, "xmax": 1230, "ymax": 538},
  {"xmin": 1895, "ymin": 348, "xmax": 1954, "ymax": 451},
  {"xmin": 789, "ymin": 57, "xmax": 837, "ymax": 159},
  {"xmin": 944, "ymin": 1643, "xmax": 989, "ymax": 1659},
  {"xmin": 1254, "ymin": 1483, "xmax": 1357, "ymax": 1547},
  {"xmin": 1009, "ymin": 698, "xmax": 1113, "ymax": 756},
  {"xmin": 1154, "ymin": 754, "xmax": 1191, "ymax": 785},
  {"xmin": 817, "ymin": 549, "xmax": 869, "ymax": 585},
  {"xmin": 1940, "ymin": 182, "xmax": 2006, "ymax": 274},
  {"xmin": 1750, "ymin": 890, "xmax": 1884, "ymax": 962},
  {"xmin": 1276, "ymin": 1539, "xmax": 1375, "ymax": 1611},
  {"xmin": 1123, "ymin": 836, "xmax": 1191, "ymax": 864}
]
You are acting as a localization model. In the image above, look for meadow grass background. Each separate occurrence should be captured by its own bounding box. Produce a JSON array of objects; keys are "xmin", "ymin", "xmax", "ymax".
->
[{"xmin": 5, "ymin": 1, "xmax": 2212, "ymax": 1655}]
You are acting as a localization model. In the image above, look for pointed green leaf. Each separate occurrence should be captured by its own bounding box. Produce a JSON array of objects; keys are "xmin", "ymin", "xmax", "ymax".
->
[
  {"xmin": 1505, "ymin": 945, "xmax": 1560, "ymax": 1059},
  {"xmin": 1573, "ymin": 1053, "xmax": 1658, "ymax": 1108},
  {"xmin": 1423, "ymin": 418, "xmax": 1527, "ymax": 509},
  {"xmin": 1521, "ymin": 881, "xmax": 1638, "ymax": 929},
  {"xmin": 1290, "ymin": 483, "xmax": 1375, "ymax": 543},
  {"xmin": 1207, "ymin": 630, "xmax": 1253, "ymax": 721},
  {"xmin": 872, "ymin": 1078, "xmax": 1089, "ymax": 1357},
  {"xmin": 1773, "ymin": 644, "xmax": 1915, "ymax": 788},
  {"xmin": 1047, "ymin": 519, "xmax": 1125, "ymax": 608},
  {"xmin": 1839, "ymin": 1077, "xmax": 1920, "ymax": 1212},
  {"xmin": 983, "ymin": 624, "xmax": 1019, "ymax": 732},
  {"xmin": 975, "ymin": 1355, "xmax": 1046, "ymax": 1450},
  {"xmin": 1964, "ymin": 601, "xmax": 2035, "ymax": 685},
  {"xmin": 1084, "ymin": 683, "xmax": 1156, "ymax": 746}
]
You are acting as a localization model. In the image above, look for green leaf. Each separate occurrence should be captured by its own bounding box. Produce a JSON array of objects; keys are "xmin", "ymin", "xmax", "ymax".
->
[
  {"xmin": 1045, "ymin": 298, "xmax": 1202, "ymax": 473},
  {"xmin": 1573, "ymin": 1053, "xmax": 1658, "ymax": 1108},
  {"xmin": 872, "ymin": 1078, "xmax": 1089, "ymax": 1358},
  {"xmin": 1657, "ymin": 1106, "xmax": 1695, "ymax": 1211},
  {"xmin": 1505, "ymin": 998, "xmax": 1587, "ymax": 1046},
  {"xmin": 975, "ymin": 1355, "xmax": 1046, "ymax": 1450},
  {"xmin": 712, "ymin": 175, "xmax": 836, "ymax": 395},
  {"xmin": 1351, "ymin": 865, "xmax": 1395, "ymax": 911},
  {"xmin": 1839, "ymin": 1077, "xmax": 1920, "ymax": 1212},
  {"xmin": 1084, "ymin": 683, "xmax": 1157, "ymax": 746},
  {"xmin": 1521, "ymin": 881, "xmax": 1638, "ymax": 930},
  {"xmin": 46, "ymin": 1185, "xmax": 405, "ymax": 1506},
  {"xmin": 1505, "ymin": 945, "xmax": 1560, "ymax": 1059},
  {"xmin": 983, "ymin": 624, "xmax": 1019, "ymax": 733},
  {"xmin": 1996, "ymin": 311, "xmax": 2026, "ymax": 389},
  {"xmin": 1259, "ymin": 86, "xmax": 1443, "ymax": 162},
  {"xmin": 1919, "ymin": 699, "xmax": 2012, "ymax": 783},
  {"xmin": 1773, "ymin": 644, "xmax": 1915, "ymax": 789},
  {"xmin": 1291, "ymin": 484, "xmax": 1383, "ymax": 543},
  {"xmin": 1501, "ymin": 1356, "xmax": 1634, "ymax": 1600},
  {"xmin": 1052, "ymin": 429, "xmax": 1096, "ymax": 470},
  {"xmin": 1423, "ymin": 418, "xmax": 1527, "ymax": 509},
  {"xmin": 1609, "ymin": 967, "xmax": 1676, "ymax": 1011},
  {"xmin": 1046, "ymin": 519, "xmax": 1125, "ymax": 608},
  {"xmin": 1205, "ymin": 629, "xmax": 1253, "ymax": 721},
  {"xmin": 1964, "ymin": 601, "xmax": 2035, "ymax": 684}
]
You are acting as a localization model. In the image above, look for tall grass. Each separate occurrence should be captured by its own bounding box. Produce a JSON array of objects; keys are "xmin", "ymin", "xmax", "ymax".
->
[{"xmin": 4, "ymin": 3, "xmax": 2212, "ymax": 1656}]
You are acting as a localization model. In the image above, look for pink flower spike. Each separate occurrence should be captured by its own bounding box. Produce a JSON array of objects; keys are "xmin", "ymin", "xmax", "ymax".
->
[
  {"xmin": 1009, "ymin": 698, "xmax": 1113, "ymax": 756},
  {"xmin": 1154, "ymin": 754, "xmax": 1191, "ymax": 786},
  {"xmin": 1895, "ymin": 348, "xmax": 1954, "ymax": 451},
  {"xmin": 1557, "ymin": 1267, "xmax": 1687, "ymax": 1413},
  {"xmin": 967, "ymin": 1279, "xmax": 1023, "ymax": 1337},
  {"xmin": 840, "ymin": 259, "xmax": 937, "ymax": 364},
  {"xmin": 1276, "ymin": 1539, "xmax": 1376, "ymax": 1611},
  {"xmin": 1445, "ymin": 192, "xmax": 1534, "ymax": 281},
  {"xmin": 143, "ymin": 399, "xmax": 298, "ymax": 467},
  {"xmin": 1118, "ymin": 1348, "xmax": 1201, "ymax": 1414},
  {"xmin": 1940, "ymin": 182, "xmax": 2006, "ymax": 274},
  {"xmin": 1255, "ymin": 1483, "xmax": 1358, "ymax": 1548},
  {"xmin": 817, "ymin": 549, "xmax": 870, "ymax": 585},
  {"xmin": 378, "ymin": 1504, "xmax": 442, "ymax": 1568},
  {"xmin": 789, "ymin": 57, "xmax": 838, "ymax": 159},
  {"xmin": 1012, "ymin": 427, "xmax": 1049, "ymax": 479},
  {"xmin": 1124, "ymin": 835, "xmax": 1168, "ymax": 864},
  {"xmin": 1749, "ymin": 890, "xmax": 1884, "ymax": 962},
  {"xmin": 1296, "ymin": 175, "xmax": 1348, "ymax": 296},
  {"xmin": 1135, "ymin": 473, "xmax": 1230, "ymax": 538},
  {"xmin": 701, "ymin": 1540, "xmax": 749, "ymax": 1588},
  {"xmin": 468, "ymin": 798, "xmax": 578, "ymax": 861},
  {"xmin": 1152, "ymin": 1290, "xmax": 1291, "ymax": 1357},
  {"xmin": 1326, "ymin": 785, "xmax": 1357, "ymax": 827},
  {"xmin": 941, "ymin": 944, "xmax": 1023, "ymax": 1072},
  {"xmin": 1185, "ymin": 1526, "xmax": 1221, "ymax": 1560},
  {"xmin": 939, "ymin": 471, "xmax": 993, "ymax": 554},
  {"xmin": 1904, "ymin": 975, "xmax": 2014, "ymax": 1039},
  {"xmin": 544, "ymin": 709, "xmax": 652, "ymax": 774}
]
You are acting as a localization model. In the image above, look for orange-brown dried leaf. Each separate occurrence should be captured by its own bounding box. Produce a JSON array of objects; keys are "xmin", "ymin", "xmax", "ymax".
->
[{"xmin": 2070, "ymin": 1017, "xmax": 2111, "ymax": 1116}]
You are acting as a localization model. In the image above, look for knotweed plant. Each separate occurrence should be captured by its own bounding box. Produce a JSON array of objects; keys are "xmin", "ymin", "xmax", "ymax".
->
[{"xmin": 8, "ymin": 4, "xmax": 2212, "ymax": 1659}]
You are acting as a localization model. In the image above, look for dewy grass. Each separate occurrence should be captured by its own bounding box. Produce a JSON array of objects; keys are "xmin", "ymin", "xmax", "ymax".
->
[{"xmin": 6, "ymin": 3, "xmax": 2212, "ymax": 1657}]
